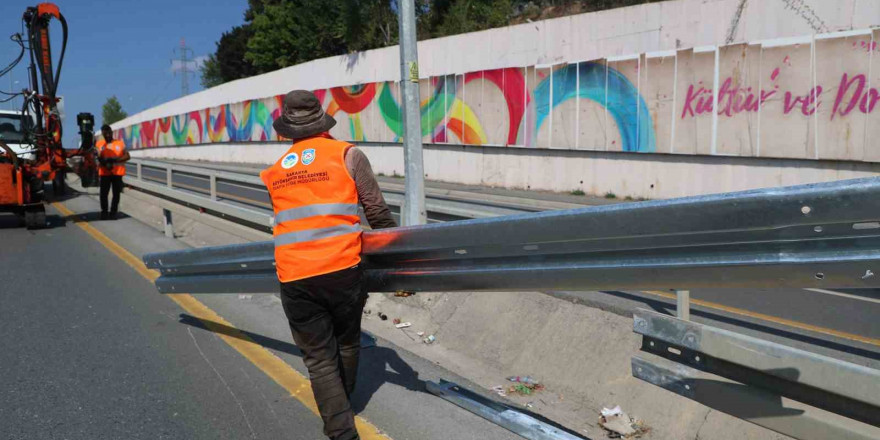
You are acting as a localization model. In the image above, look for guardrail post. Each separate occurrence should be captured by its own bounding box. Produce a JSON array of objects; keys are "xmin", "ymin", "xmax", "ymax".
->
[
  {"xmin": 209, "ymin": 175, "xmax": 217, "ymax": 201},
  {"xmin": 675, "ymin": 289, "xmax": 690, "ymax": 320},
  {"xmin": 162, "ymin": 209, "xmax": 174, "ymax": 238},
  {"xmin": 166, "ymin": 168, "xmax": 173, "ymax": 188},
  {"xmin": 137, "ymin": 163, "xmax": 142, "ymax": 181}
]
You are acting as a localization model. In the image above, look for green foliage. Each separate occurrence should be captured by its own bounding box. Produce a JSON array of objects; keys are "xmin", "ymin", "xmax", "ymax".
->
[
  {"xmin": 244, "ymin": 0, "xmax": 398, "ymax": 73},
  {"xmin": 570, "ymin": 189, "xmax": 585, "ymax": 196},
  {"xmin": 604, "ymin": 192, "xmax": 617, "ymax": 199},
  {"xmin": 203, "ymin": 0, "xmax": 662, "ymax": 86},
  {"xmin": 102, "ymin": 96, "xmax": 128, "ymax": 125},
  {"xmin": 200, "ymin": 54, "xmax": 223, "ymax": 88},
  {"xmin": 432, "ymin": 0, "xmax": 512, "ymax": 37}
]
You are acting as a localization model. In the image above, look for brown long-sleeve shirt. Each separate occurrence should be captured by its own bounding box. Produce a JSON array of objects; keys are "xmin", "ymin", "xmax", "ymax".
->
[{"xmin": 344, "ymin": 147, "xmax": 397, "ymax": 230}]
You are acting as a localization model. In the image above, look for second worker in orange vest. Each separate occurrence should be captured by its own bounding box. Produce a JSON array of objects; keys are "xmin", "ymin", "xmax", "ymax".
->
[
  {"xmin": 261, "ymin": 90, "xmax": 396, "ymax": 440},
  {"xmin": 97, "ymin": 124, "xmax": 130, "ymax": 220}
]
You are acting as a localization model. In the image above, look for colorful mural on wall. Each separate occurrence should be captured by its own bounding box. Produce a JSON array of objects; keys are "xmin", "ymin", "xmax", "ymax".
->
[{"xmin": 118, "ymin": 29, "xmax": 880, "ymax": 162}]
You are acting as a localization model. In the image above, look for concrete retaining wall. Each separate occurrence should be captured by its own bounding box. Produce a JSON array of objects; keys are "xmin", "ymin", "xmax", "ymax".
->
[{"xmin": 113, "ymin": 0, "xmax": 880, "ymax": 161}]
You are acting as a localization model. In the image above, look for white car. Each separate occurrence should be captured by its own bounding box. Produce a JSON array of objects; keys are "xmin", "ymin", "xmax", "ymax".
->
[{"xmin": 0, "ymin": 109, "xmax": 36, "ymax": 161}]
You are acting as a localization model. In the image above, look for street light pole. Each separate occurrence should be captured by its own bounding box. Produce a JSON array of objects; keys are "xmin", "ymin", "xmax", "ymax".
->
[{"xmin": 398, "ymin": 0, "xmax": 426, "ymax": 225}]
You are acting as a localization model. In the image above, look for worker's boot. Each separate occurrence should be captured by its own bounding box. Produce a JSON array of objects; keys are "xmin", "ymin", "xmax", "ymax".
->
[{"xmin": 100, "ymin": 212, "xmax": 108, "ymax": 220}]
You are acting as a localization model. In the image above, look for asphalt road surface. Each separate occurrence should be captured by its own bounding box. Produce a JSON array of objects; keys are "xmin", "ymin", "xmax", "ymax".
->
[{"xmin": 0, "ymin": 194, "xmax": 525, "ymax": 440}]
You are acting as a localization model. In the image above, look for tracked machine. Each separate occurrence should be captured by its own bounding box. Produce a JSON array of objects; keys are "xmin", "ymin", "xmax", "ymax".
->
[{"xmin": 0, "ymin": 3, "xmax": 98, "ymax": 229}]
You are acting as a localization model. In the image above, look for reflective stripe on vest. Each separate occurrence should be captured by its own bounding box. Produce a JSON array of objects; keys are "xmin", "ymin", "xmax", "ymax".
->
[
  {"xmin": 274, "ymin": 223, "xmax": 361, "ymax": 247},
  {"xmin": 274, "ymin": 203, "xmax": 359, "ymax": 224}
]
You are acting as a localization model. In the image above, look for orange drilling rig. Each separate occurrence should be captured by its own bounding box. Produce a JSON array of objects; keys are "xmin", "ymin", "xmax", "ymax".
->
[{"xmin": 0, "ymin": 3, "xmax": 98, "ymax": 229}]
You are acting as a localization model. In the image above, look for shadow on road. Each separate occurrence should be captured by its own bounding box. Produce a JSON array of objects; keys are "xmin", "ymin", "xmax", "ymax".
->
[
  {"xmin": 62, "ymin": 211, "xmax": 131, "ymax": 223},
  {"xmin": 176, "ymin": 313, "xmax": 425, "ymax": 413},
  {"xmin": 0, "ymin": 213, "xmax": 66, "ymax": 229}
]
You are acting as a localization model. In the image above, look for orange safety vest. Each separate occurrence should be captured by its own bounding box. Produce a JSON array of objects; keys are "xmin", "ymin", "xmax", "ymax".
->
[
  {"xmin": 97, "ymin": 139, "xmax": 126, "ymax": 176},
  {"xmin": 260, "ymin": 135, "xmax": 362, "ymax": 283}
]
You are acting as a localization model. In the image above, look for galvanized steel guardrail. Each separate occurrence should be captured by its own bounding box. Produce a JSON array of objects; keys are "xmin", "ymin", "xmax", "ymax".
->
[
  {"xmin": 126, "ymin": 158, "xmax": 272, "ymax": 228},
  {"xmin": 124, "ymin": 158, "xmax": 548, "ymax": 224},
  {"xmin": 144, "ymin": 177, "xmax": 880, "ymax": 294},
  {"xmin": 140, "ymin": 175, "xmax": 880, "ymax": 440},
  {"xmin": 632, "ymin": 310, "xmax": 880, "ymax": 438}
]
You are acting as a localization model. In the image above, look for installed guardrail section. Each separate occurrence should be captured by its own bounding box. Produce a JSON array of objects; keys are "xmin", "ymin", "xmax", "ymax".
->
[
  {"xmin": 142, "ymin": 177, "xmax": 880, "ymax": 440},
  {"xmin": 124, "ymin": 158, "xmax": 543, "ymax": 224}
]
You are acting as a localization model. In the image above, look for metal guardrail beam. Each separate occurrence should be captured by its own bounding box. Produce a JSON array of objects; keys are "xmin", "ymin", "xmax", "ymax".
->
[
  {"xmin": 127, "ymin": 174, "xmax": 272, "ymax": 228},
  {"xmin": 144, "ymin": 177, "xmax": 880, "ymax": 294},
  {"xmin": 426, "ymin": 380, "xmax": 584, "ymax": 440},
  {"xmin": 126, "ymin": 158, "xmax": 551, "ymax": 220},
  {"xmin": 132, "ymin": 158, "xmax": 264, "ymax": 187},
  {"xmin": 630, "ymin": 356, "xmax": 880, "ymax": 440},
  {"xmin": 632, "ymin": 310, "xmax": 880, "ymax": 425}
]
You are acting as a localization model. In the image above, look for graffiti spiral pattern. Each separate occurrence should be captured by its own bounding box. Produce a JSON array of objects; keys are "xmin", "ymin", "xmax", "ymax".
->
[
  {"xmin": 118, "ymin": 64, "xmax": 654, "ymax": 153},
  {"xmin": 117, "ymin": 30, "xmax": 880, "ymax": 162}
]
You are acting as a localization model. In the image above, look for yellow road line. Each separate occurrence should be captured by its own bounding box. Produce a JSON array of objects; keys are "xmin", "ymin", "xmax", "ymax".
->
[
  {"xmin": 51, "ymin": 201, "xmax": 389, "ymax": 440},
  {"xmin": 643, "ymin": 290, "xmax": 880, "ymax": 347}
]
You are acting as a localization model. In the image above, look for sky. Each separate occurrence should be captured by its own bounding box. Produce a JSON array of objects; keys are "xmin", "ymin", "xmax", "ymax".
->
[{"xmin": 1, "ymin": 0, "xmax": 249, "ymax": 148}]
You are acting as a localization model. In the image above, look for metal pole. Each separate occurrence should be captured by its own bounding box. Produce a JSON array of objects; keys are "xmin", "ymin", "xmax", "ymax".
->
[
  {"xmin": 162, "ymin": 208, "xmax": 174, "ymax": 238},
  {"xmin": 166, "ymin": 168, "xmax": 172, "ymax": 188},
  {"xmin": 209, "ymin": 175, "xmax": 217, "ymax": 201},
  {"xmin": 675, "ymin": 289, "xmax": 690, "ymax": 320},
  {"xmin": 398, "ymin": 0, "xmax": 426, "ymax": 226},
  {"xmin": 137, "ymin": 163, "xmax": 142, "ymax": 181}
]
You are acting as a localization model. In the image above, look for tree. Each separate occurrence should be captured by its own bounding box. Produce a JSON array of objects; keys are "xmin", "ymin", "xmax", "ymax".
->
[
  {"xmin": 434, "ymin": 0, "xmax": 512, "ymax": 36},
  {"xmin": 200, "ymin": 25, "xmax": 258, "ymax": 88},
  {"xmin": 244, "ymin": 0, "xmax": 399, "ymax": 74},
  {"xmin": 102, "ymin": 96, "xmax": 127, "ymax": 125},
  {"xmin": 206, "ymin": 0, "xmax": 661, "ymax": 84},
  {"xmin": 245, "ymin": 0, "xmax": 348, "ymax": 73},
  {"xmin": 200, "ymin": 54, "xmax": 223, "ymax": 88}
]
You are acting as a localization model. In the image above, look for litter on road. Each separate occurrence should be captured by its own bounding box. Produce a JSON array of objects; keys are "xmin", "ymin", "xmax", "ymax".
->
[
  {"xmin": 599, "ymin": 406, "xmax": 650, "ymax": 438},
  {"xmin": 505, "ymin": 375, "xmax": 545, "ymax": 396},
  {"xmin": 491, "ymin": 385, "xmax": 508, "ymax": 397},
  {"xmin": 395, "ymin": 322, "xmax": 412, "ymax": 329},
  {"xmin": 507, "ymin": 375, "xmax": 539, "ymax": 386},
  {"xmin": 423, "ymin": 334, "xmax": 436, "ymax": 344}
]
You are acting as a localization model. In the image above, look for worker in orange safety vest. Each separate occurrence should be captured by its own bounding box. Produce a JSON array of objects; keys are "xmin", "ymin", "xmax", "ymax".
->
[
  {"xmin": 97, "ymin": 124, "xmax": 130, "ymax": 220},
  {"xmin": 261, "ymin": 90, "xmax": 397, "ymax": 440}
]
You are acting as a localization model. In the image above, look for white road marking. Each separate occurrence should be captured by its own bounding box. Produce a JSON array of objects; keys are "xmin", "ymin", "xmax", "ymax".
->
[{"xmin": 804, "ymin": 288, "xmax": 880, "ymax": 305}]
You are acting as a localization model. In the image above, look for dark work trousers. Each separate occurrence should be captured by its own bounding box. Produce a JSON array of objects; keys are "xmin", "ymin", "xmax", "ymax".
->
[
  {"xmin": 280, "ymin": 265, "xmax": 367, "ymax": 440},
  {"xmin": 99, "ymin": 175, "xmax": 124, "ymax": 215}
]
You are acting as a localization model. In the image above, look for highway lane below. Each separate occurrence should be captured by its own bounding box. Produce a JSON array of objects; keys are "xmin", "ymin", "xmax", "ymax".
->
[{"xmin": 0, "ymin": 209, "xmax": 325, "ymax": 439}]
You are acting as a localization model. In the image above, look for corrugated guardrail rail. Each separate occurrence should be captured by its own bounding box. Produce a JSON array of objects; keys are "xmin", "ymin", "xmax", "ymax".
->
[{"xmin": 124, "ymin": 158, "xmax": 564, "ymax": 224}]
